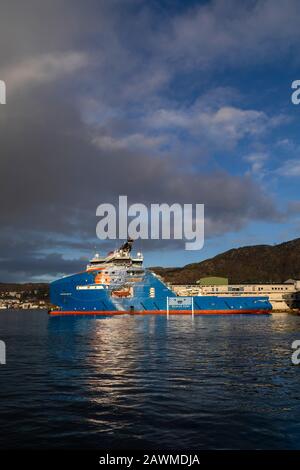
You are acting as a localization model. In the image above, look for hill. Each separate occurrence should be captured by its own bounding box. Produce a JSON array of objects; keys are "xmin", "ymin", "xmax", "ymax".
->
[
  {"xmin": 0, "ymin": 282, "xmax": 48, "ymax": 293},
  {"xmin": 152, "ymin": 238, "xmax": 300, "ymax": 284}
]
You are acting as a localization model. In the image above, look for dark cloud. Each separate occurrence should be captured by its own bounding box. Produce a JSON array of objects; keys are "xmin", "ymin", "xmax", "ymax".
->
[{"xmin": 0, "ymin": 0, "xmax": 294, "ymax": 280}]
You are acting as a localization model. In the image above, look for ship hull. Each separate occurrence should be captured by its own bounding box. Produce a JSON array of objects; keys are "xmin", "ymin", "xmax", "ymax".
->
[{"xmin": 50, "ymin": 266, "xmax": 272, "ymax": 316}]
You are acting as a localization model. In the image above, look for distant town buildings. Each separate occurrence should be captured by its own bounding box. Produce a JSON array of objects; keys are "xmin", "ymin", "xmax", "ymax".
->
[{"xmin": 0, "ymin": 288, "xmax": 50, "ymax": 310}]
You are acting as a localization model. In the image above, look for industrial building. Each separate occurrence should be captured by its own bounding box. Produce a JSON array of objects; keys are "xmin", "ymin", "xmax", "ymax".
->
[{"xmin": 172, "ymin": 278, "xmax": 300, "ymax": 312}]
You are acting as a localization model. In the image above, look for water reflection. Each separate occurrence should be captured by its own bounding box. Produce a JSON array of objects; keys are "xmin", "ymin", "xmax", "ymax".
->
[{"xmin": 0, "ymin": 311, "xmax": 299, "ymax": 449}]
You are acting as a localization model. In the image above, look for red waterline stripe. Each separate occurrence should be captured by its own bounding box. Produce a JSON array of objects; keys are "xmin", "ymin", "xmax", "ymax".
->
[{"xmin": 49, "ymin": 309, "xmax": 271, "ymax": 316}]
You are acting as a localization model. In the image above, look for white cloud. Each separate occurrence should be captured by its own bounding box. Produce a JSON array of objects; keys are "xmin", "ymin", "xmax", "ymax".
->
[
  {"xmin": 3, "ymin": 51, "xmax": 90, "ymax": 92},
  {"xmin": 92, "ymin": 132, "xmax": 165, "ymax": 152},
  {"xmin": 244, "ymin": 152, "xmax": 270, "ymax": 179},
  {"xmin": 155, "ymin": 0, "xmax": 300, "ymax": 70},
  {"xmin": 146, "ymin": 103, "xmax": 275, "ymax": 148},
  {"xmin": 277, "ymin": 159, "xmax": 300, "ymax": 177}
]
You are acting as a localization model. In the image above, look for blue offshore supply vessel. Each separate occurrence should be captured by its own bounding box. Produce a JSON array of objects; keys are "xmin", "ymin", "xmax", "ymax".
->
[{"xmin": 49, "ymin": 239, "xmax": 272, "ymax": 316}]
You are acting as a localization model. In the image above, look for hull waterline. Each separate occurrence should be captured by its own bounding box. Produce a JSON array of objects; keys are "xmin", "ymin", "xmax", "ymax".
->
[{"xmin": 49, "ymin": 309, "xmax": 271, "ymax": 316}]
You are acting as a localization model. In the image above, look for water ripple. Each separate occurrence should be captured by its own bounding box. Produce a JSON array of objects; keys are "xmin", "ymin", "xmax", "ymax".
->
[{"xmin": 0, "ymin": 310, "xmax": 300, "ymax": 449}]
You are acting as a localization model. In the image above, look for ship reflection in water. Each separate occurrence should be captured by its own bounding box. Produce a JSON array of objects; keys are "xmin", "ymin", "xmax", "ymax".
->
[{"xmin": 0, "ymin": 310, "xmax": 300, "ymax": 449}]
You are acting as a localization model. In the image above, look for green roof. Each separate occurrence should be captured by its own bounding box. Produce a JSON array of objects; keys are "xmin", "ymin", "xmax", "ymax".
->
[{"xmin": 197, "ymin": 277, "xmax": 228, "ymax": 286}]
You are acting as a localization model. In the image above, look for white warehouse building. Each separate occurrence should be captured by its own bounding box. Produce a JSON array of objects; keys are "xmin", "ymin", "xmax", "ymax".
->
[{"xmin": 172, "ymin": 278, "xmax": 300, "ymax": 312}]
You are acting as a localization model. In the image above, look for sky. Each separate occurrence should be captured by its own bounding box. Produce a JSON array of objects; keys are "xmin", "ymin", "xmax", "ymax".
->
[{"xmin": 0, "ymin": 0, "xmax": 300, "ymax": 282}]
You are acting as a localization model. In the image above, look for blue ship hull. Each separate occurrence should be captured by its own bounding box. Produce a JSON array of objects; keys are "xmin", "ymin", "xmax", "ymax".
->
[{"xmin": 49, "ymin": 269, "xmax": 272, "ymax": 316}]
